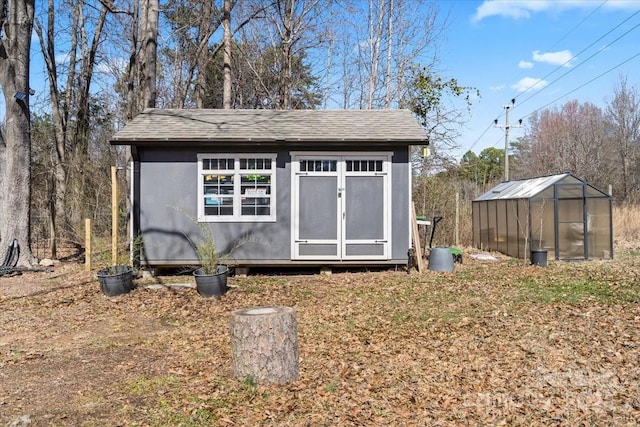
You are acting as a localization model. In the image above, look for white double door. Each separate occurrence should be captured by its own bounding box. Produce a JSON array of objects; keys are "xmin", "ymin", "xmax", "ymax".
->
[{"xmin": 292, "ymin": 153, "xmax": 391, "ymax": 261}]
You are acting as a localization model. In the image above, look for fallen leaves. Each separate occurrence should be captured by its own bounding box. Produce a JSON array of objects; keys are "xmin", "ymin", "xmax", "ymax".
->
[{"xmin": 1, "ymin": 256, "xmax": 640, "ymax": 425}]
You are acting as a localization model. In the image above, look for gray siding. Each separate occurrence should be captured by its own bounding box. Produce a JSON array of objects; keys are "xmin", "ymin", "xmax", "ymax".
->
[{"xmin": 136, "ymin": 146, "xmax": 410, "ymax": 267}]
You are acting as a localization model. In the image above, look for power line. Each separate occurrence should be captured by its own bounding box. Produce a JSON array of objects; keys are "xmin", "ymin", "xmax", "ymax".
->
[
  {"xmin": 547, "ymin": 1, "xmax": 607, "ymax": 51},
  {"xmin": 520, "ymin": 50, "xmax": 640, "ymax": 120},
  {"xmin": 465, "ymin": 122, "xmax": 494, "ymax": 154},
  {"xmin": 515, "ymin": 10, "xmax": 640, "ymax": 109},
  {"xmin": 469, "ymin": 2, "xmax": 611, "ymax": 154},
  {"xmin": 489, "ymin": 134, "xmax": 504, "ymax": 149}
]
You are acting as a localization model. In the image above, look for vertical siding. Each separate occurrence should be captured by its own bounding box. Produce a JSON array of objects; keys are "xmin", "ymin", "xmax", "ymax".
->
[{"xmin": 136, "ymin": 146, "xmax": 410, "ymax": 266}]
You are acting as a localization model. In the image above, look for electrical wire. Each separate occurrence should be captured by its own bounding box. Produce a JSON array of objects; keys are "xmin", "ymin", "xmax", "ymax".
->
[
  {"xmin": 465, "ymin": 122, "xmax": 494, "ymax": 154},
  {"xmin": 469, "ymin": 1, "xmax": 612, "ymax": 154},
  {"xmin": 489, "ymin": 134, "xmax": 504, "ymax": 149},
  {"xmin": 515, "ymin": 10, "xmax": 640, "ymax": 109},
  {"xmin": 547, "ymin": 0, "xmax": 607, "ymax": 51},
  {"xmin": 520, "ymin": 50, "xmax": 640, "ymax": 120}
]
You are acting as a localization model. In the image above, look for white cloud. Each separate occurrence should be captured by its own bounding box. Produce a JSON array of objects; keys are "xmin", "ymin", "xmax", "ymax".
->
[
  {"xmin": 471, "ymin": 0, "xmax": 640, "ymax": 23},
  {"xmin": 55, "ymin": 53, "xmax": 70, "ymax": 65},
  {"xmin": 518, "ymin": 60, "xmax": 534, "ymax": 69},
  {"xmin": 472, "ymin": 1, "xmax": 555, "ymax": 22},
  {"xmin": 511, "ymin": 77, "xmax": 548, "ymax": 93},
  {"xmin": 97, "ymin": 57, "xmax": 128, "ymax": 76},
  {"xmin": 532, "ymin": 50, "xmax": 574, "ymax": 67}
]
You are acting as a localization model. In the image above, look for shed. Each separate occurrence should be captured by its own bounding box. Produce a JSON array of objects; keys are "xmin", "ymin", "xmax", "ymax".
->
[
  {"xmin": 472, "ymin": 173, "xmax": 613, "ymax": 261},
  {"xmin": 110, "ymin": 108, "xmax": 428, "ymax": 269}
]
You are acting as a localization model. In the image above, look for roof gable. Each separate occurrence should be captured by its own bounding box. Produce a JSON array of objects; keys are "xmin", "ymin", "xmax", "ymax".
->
[{"xmin": 110, "ymin": 109, "xmax": 428, "ymax": 146}]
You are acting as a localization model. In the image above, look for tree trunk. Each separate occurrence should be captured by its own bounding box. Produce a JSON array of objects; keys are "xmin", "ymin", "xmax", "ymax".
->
[
  {"xmin": 0, "ymin": 0, "xmax": 36, "ymax": 266},
  {"xmin": 141, "ymin": 0, "xmax": 158, "ymax": 110},
  {"xmin": 222, "ymin": 0, "xmax": 232, "ymax": 109},
  {"xmin": 229, "ymin": 306, "xmax": 299, "ymax": 384}
]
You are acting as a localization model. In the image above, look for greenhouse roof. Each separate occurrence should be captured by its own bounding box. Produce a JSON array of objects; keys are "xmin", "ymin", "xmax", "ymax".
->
[{"xmin": 473, "ymin": 173, "xmax": 609, "ymax": 201}]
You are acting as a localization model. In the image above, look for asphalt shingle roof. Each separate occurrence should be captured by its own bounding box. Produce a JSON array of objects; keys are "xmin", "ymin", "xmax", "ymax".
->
[{"xmin": 110, "ymin": 109, "xmax": 428, "ymax": 145}]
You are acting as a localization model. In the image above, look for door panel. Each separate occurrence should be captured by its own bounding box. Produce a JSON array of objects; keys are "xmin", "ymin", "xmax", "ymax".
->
[
  {"xmin": 345, "ymin": 176, "xmax": 384, "ymax": 240},
  {"xmin": 292, "ymin": 154, "xmax": 390, "ymax": 261},
  {"xmin": 298, "ymin": 176, "xmax": 338, "ymax": 240},
  {"xmin": 343, "ymin": 174, "xmax": 387, "ymax": 259}
]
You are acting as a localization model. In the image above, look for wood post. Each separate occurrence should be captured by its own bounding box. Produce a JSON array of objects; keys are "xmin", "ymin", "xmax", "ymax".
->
[
  {"xmin": 229, "ymin": 306, "xmax": 299, "ymax": 384},
  {"xmin": 455, "ymin": 192, "xmax": 460, "ymax": 247},
  {"xmin": 411, "ymin": 202, "xmax": 424, "ymax": 272},
  {"xmin": 111, "ymin": 165, "xmax": 118, "ymax": 266},
  {"xmin": 85, "ymin": 218, "xmax": 92, "ymax": 271}
]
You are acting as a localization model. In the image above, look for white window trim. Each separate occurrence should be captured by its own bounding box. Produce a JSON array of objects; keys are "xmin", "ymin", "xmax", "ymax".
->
[{"xmin": 197, "ymin": 153, "xmax": 277, "ymax": 222}]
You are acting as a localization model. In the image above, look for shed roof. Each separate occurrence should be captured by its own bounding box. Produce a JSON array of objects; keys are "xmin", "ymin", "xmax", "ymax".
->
[
  {"xmin": 474, "ymin": 173, "xmax": 610, "ymax": 201},
  {"xmin": 110, "ymin": 108, "xmax": 428, "ymax": 146}
]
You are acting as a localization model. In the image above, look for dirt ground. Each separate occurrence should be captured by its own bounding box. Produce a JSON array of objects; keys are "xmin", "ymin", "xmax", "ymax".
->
[{"xmin": 1, "ymin": 254, "xmax": 639, "ymax": 426}]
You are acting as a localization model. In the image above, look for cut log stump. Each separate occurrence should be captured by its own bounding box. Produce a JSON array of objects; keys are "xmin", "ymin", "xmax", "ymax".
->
[{"xmin": 229, "ymin": 306, "xmax": 299, "ymax": 384}]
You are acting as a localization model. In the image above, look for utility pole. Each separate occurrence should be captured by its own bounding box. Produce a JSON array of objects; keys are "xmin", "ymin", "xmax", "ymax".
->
[{"xmin": 494, "ymin": 99, "xmax": 522, "ymax": 181}]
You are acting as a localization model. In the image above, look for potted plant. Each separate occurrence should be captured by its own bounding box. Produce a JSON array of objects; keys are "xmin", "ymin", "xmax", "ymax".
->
[
  {"xmin": 530, "ymin": 199, "xmax": 548, "ymax": 266},
  {"xmin": 176, "ymin": 207, "xmax": 261, "ymax": 297},
  {"xmin": 191, "ymin": 225, "xmax": 229, "ymax": 298},
  {"xmin": 97, "ymin": 265, "xmax": 134, "ymax": 296}
]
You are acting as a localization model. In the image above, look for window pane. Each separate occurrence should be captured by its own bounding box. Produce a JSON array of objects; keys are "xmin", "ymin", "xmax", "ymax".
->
[
  {"xmin": 203, "ymin": 174, "xmax": 234, "ymax": 216},
  {"xmin": 200, "ymin": 154, "xmax": 275, "ymax": 220},
  {"xmin": 241, "ymin": 197, "xmax": 271, "ymax": 216},
  {"xmin": 241, "ymin": 174, "xmax": 271, "ymax": 195},
  {"xmin": 203, "ymin": 158, "xmax": 233, "ymax": 170}
]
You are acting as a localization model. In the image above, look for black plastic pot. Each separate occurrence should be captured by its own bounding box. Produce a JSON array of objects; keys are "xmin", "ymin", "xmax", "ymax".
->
[
  {"xmin": 193, "ymin": 265, "xmax": 229, "ymax": 297},
  {"xmin": 531, "ymin": 249, "xmax": 548, "ymax": 267},
  {"xmin": 97, "ymin": 265, "xmax": 134, "ymax": 296}
]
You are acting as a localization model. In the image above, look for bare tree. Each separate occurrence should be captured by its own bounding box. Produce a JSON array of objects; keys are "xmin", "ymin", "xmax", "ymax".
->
[
  {"xmin": 517, "ymin": 100, "xmax": 609, "ymax": 188},
  {"xmin": 0, "ymin": 0, "xmax": 36, "ymax": 266},
  {"xmin": 34, "ymin": 0, "xmax": 109, "ymax": 257},
  {"xmin": 605, "ymin": 76, "xmax": 640, "ymax": 202},
  {"xmin": 331, "ymin": 0, "xmax": 443, "ymax": 110}
]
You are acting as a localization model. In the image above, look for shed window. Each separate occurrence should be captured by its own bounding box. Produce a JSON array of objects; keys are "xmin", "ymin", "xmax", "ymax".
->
[{"xmin": 198, "ymin": 154, "xmax": 276, "ymax": 222}]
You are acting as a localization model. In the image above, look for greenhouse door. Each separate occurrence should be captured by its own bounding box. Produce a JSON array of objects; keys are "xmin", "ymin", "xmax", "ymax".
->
[
  {"xmin": 292, "ymin": 154, "xmax": 390, "ymax": 261},
  {"xmin": 558, "ymin": 198, "xmax": 586, "ymax": 259}
]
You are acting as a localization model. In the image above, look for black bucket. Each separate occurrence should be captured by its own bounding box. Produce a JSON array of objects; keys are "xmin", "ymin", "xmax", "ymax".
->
[
  {"xmin": 97, "ymin": 265, "xmax": 134, "ymax": 296},
  {"xmin": 531, "ymin": 249, "xmax": 548, "ymax": 267}
]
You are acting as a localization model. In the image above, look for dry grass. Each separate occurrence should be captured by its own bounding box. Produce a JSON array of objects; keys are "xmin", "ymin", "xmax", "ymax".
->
[{"xmin": 614, "ymin": 203, "xmax": 640, "ymax": 252}]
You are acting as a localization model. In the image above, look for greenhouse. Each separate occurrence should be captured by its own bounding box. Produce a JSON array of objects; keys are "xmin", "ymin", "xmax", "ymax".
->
[{"xmin": 472, "ymin": 173, "xmax": 613, "ymax": 262}]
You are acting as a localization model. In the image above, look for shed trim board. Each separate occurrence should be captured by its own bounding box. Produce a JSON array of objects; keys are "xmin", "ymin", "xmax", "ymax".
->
[{"xmin": 110, "ymin": 109, "xmax": 427, "ymax": 268}]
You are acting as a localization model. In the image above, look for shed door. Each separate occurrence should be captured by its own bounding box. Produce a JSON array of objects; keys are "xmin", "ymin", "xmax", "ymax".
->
[{"xmin": 292, "ymin": 154, "xmax": 390, "ymax": 261}]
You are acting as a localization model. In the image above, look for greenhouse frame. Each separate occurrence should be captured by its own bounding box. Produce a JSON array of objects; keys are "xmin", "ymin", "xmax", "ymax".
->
[{"xmin": 472, "ymin": 173, "xmax": 613, "ymax": 261}]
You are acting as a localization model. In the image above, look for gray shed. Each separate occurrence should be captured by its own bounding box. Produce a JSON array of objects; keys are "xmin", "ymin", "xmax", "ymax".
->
[
  {"xmin": 110, "ymin": 109, "xmax": 428, "ymax": 268},
  {"xmin": 472, "ymin": 173, "xmax": 613, "ymax": 261}
]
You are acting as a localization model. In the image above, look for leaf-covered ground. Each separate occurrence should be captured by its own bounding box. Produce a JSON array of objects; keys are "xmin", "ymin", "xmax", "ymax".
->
[{"xmin": 1, "ymin": 253, "xmax": 639, "ymax": 426}]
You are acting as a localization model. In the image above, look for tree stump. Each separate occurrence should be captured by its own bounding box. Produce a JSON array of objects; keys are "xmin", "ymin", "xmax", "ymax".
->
[{"xmin": 229, "ymin": 306, "xmax": 299, "ymax": 384}]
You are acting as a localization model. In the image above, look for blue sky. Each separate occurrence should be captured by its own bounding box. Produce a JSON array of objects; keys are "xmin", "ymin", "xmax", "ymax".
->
[
  {"xmin": 439, "ymin": 0, "xmax": 640, "ymax": 160},
  {"xmin": 3, "ymin": 0, "xmax": 639, "ymax": 164}
]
